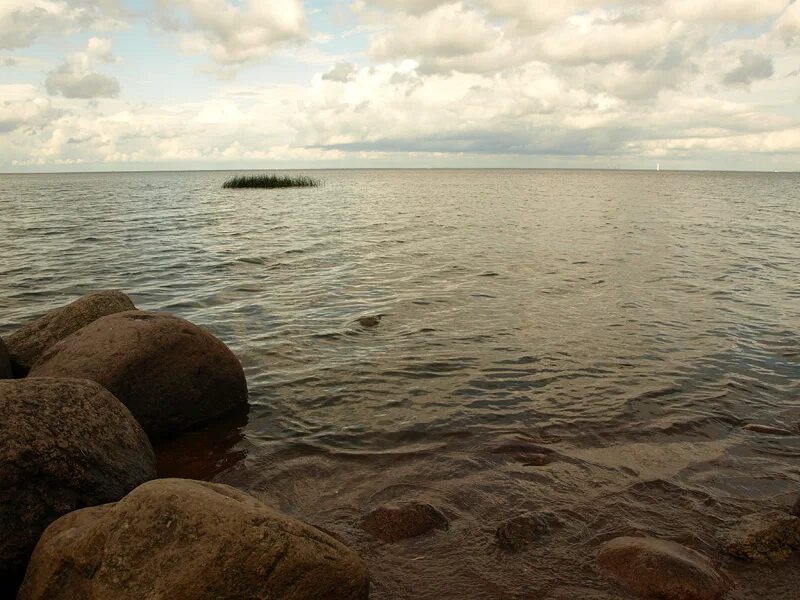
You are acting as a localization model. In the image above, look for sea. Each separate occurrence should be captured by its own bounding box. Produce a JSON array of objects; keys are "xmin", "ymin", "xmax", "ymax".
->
[{"xmin": 1, "ymin": 169, "xmax": 799, "ymax": 598}]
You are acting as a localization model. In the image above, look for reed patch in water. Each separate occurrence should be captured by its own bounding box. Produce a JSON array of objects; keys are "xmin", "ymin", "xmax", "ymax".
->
[{"xmin": 222, "ymin": 174, "xmax": 321, "ymax": 189}]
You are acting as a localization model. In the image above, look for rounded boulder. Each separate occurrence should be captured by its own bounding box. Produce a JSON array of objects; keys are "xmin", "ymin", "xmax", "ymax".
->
[
  {"xmin": 0, "ymin": 378, "xmax": 156, "ymax": 592},
  {"xmin": 29, "ymin": 311, "xmax": 248, "ymax": 440},
  {"xmin": 4, "ymin": 290, "xmax": 135, "ymax": 376},
  {"xmin": 597, "ymin": 536, "xmax": 730, "ymax": 600},
  {"xmin": 19, "ymin": 478, "xmax": 370, "ymax": 600}
]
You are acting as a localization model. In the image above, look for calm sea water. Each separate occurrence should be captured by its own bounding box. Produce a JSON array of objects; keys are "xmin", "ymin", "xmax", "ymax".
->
[{"xmin": 2, "ymin": 169, "xmax": 799, "ymax": 598}]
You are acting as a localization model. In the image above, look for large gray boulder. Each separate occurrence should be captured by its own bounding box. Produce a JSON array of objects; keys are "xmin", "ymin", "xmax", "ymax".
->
[
  {"xmin": 19, "ymin": 478, "xmax": 370, "ymax": 600},
  {"xmin": 4, "ymin": 290, "xmax": 135, "ymax": 375},
  {"xmin": 0, "ymin": 337, "xmax": 11, "ymax": 379},
  {"xmin": 0, "ymin": 378, "xmax": 156, "ymax": 592},
  {"xmin": 29, "ymin": 311, "xmax": 248, "ymax": 440},
  {"xmin": 597, "ymin": 536, "xmax": 730, "ymax": 600}
]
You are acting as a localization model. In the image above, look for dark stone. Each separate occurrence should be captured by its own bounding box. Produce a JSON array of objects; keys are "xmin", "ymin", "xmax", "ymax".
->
[
  {"xmin": 597, "ymin": 536, "xmax": 730, "ymax": 600},
  {"xmin": 495, "ymin": 510, "xmax": 563, "ymax": 552},
  {"xmin": 791, "ymin": 496, "xmax": 800, "ymax": 518},
  {"xmin": 29, "ymin": 311, "xmax": 248, "ymax": 440},
  {"xmin": 720, "ymin": 510, "xmax": 800, "ymax": 561},
  {"xmin": 18, "ymin": 479, "xmax": 369, "ymax": 600},
  {"xmin": 360, "ymin": 501, "xmax": 448, "ymax": 542},
  {"xmin": 0, "ymin": 337, "xmax": 11, "ymax": 379},
  {"xmin": 4, "ymin": 290, "xmax": 135, "ymax": 376},
  {"xmin": 0, "ymin": 378, "xmax": 156, "ymax": 593},
  {"xmin": 357, "ymin": 316, "xmax": 381, "ymax": 327}
]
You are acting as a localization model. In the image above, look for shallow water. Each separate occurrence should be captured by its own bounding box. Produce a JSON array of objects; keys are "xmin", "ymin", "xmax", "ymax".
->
[{"xmin": 2, "ymin": 169, "xmax": 799, "ymax": 598}]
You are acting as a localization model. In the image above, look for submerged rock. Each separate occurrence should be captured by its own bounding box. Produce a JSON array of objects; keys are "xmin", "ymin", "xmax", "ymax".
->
[
  {"xmin": 721, "ymin": 510, "xmax": 800, "ymax": 561},
  {"xmin": 495, "ymin": 510, "xmax": 563, "ymax": 552},
  {"xmin": 0, "ymin": 378, "xmax": 156, "ymax": 592},
  {"xmin": 361, "ymin": 501, "xmax": 449, "ymax": 543},
  {"xmin": 357, "ymin": 315, "xmax": 381, "ymax": 328},
  {"xmin": 29, "ymin": 311, "xmax": 248, "ymax": 440},
  {"xmin": 4, "ymin": 290, "xmax": 135, "ymax": 376},
  {"xmin": 597, "ymin": 536, "xmax": 730, "ymax": 600},
  {"xmin": 0, "ymin": 337, "xmax": 11, "ymax": 379},
  {"xmin": 18, "ymin": 479, "xmax": 369, "ymax": 600},
  {"xmin": 742, "ymin": 423, "xmax": 796, "ymax": 436}
]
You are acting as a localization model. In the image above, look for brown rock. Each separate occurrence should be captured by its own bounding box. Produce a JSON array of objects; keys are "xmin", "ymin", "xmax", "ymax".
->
[
  {"xmin": 0, "ymin": 378, "xmax": 156, "ymax": 592},
  {"xmin": 597, "ymin": 536, "xmax": 730, "ymax": 600},
  {"xmin": 721, "ymin": 510, "xmax": 800, "ymax": 561},
  {"xmin": 4, "ymin": 290, "xmax": 135, "ymax": 376},
  {"xmin": 360, "ymin": 501, "xmax": 448, "ymax": 542},
  {"xmin": 742, "ymin": 423, "xmax": 796, "ymax": 436},
  {"xmin": 18, "ymin": 478, "xmax": 369, "ymax": 600},
  {"xmin": 29, "ymin": 311, "xmax": 248, "ymax": 440},
  {"xmin": 495, "ymin": 510, "xmax": 563, "ymax": 552},
  {"xmin": 792, "ymin": 497, "xmax": 800, "ymax": 518},
  {"xmin": 0, "ymin": 337, "xmax": 11, "ymax": 379}
]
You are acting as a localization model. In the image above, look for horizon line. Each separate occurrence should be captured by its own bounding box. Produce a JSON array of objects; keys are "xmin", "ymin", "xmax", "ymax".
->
[{"xmin": 2, "ymin": 167, "xmax": 798, "ymax": 176}]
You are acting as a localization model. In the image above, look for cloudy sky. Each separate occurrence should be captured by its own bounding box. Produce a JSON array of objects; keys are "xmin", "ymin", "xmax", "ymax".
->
[{"xmin": 1, "ymin": 0, "xmax": 800, "ymax": 172}]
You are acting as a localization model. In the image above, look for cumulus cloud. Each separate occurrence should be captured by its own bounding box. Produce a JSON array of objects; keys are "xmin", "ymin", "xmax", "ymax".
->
[
  {"xmin": 322, "ymin": 62, "xmax": 358, "ymax": 82},
  {"xmin": 45, "ymin": 37, "xmax": 120, "ymax": 99},
  {"xmin": 0, "ymin": 85, "xmax": 57, "ymax": 132},
  {"xmin": 667, "ymin": 0, "xmax": 789, "ymax": 23},
  {"xmin": 154, "ymin": 0, "xmax": 308, "ymax": 65},
  {"xmin": 367, "ymin": 2, "xmax": 525, "ymax": 73},
  {"xmin": 0, "ymin": 0, "xmax": 126, "ymax": 49},
  {"xmin": 723, "ymin": 52, "xmax": 774, "ymax": 86},
  {"xmin": 774, "ymin": 1, "xmax": 800, "ymax": 42}
]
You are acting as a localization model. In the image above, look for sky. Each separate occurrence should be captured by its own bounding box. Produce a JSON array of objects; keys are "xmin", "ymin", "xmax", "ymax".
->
[{"xmin": 1, "ymin": 0, "xmax": 800, "ymax": 172}]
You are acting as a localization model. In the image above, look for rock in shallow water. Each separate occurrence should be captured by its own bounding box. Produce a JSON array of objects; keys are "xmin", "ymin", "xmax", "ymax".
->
[
  {"xmin": 597, "ymin": 536, "xmax": 730, "ymax": 600},
  {"xmin": 721, "ymin": 510, "xmax": 800, "ymax": 562},
  {"xmin": 4, "ymin": 290, "xmax": 135, "ymax": 376},
  {"xmin": 0, "ymin": 337, "xmax": 12, "ymax": 379},
  {"xmin": 495, "ymin": 510, "xmax": 563, "ymax": 552},
  {"xmin": 29, "ymin": 310, "xmax": 248, "ymax": 440},
  {"xmin": 0, "ymin": 378, "xmax": 156, "ymax": 592},
  {"xmin": 18, "ymin": 478, "xmax": 370, "ymax": 600},
  {"xmin": 360, "ymin": 501, "xmax": 449, "ymax": 543}
]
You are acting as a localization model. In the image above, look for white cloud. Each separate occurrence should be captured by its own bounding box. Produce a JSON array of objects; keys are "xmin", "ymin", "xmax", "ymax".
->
[
  {"xmin": 154, "ymin": 0, "xmax": 308, "ymax": 65},
  {"xmin": 668, "ymin": 0, "xmax": 790, "ymax": 23},
  {"xmin": 45, "ymin": 37, "xmax": 119, "ymax": 99},
  {"xmin": 0, "ymin": 84, "xmax": 57, "ymax": 132},
  {"xmin": 322, "ymin": 62, "xmax": 358, "ymax": 82},
  {"xmin": 367, "ymin": 2, "xmax": 525, "ymax": 73},
  {"xmin": 775, "ymin": 1, "xmax": 800, "ymax": 41},
  {"xmin": 0, "ymin": 0, "xmax": 126, "ymax": 49}
]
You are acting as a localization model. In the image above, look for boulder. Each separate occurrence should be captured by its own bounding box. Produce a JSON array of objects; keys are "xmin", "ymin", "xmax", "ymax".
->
[
  {"xmin": 597, "ymin": 536, "xmax": 730, "ymax": 600},
  {"xmin": 495, "ymin": 510, "xmax": 563, "ymax": 552},
  {"xmin": 0, "ymin": 337, "xmax": 11, "ymax": 379},
  {"xmin": 3, "ymin": 290, "xmax": 135, "ymax": 376},
  {"xmin": 720, "ymin": 510, "xmax": 800, "ymax": 561},
  {"xmin": 360, "ymin": 501, "xmax": 448, "ymax": 543},
  {"xmin": 29, "ymin": 311, "xmax": 248, "ymax": 440},
  {"xmin": 18, "ymin": 479, "xmax": 370, "ymax": 600},
  {"xmin": 0, "ymin": 378, "xmax": 156, "ymax": 592}
]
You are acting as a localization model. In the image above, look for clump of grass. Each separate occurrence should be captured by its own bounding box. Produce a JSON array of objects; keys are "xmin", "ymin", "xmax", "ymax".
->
[{"xmin": 222, "ymin": 173, "xmax": 321, "ymax": 189}]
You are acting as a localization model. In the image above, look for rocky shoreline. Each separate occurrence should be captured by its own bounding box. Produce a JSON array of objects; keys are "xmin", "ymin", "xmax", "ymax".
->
[{"xmin": 1, "ymin": 291, "xmax": 799, "ymax": 599}]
